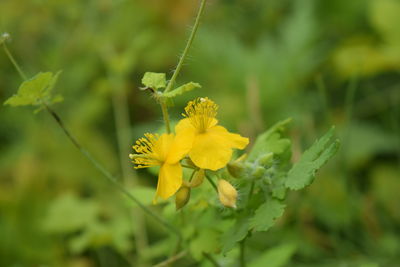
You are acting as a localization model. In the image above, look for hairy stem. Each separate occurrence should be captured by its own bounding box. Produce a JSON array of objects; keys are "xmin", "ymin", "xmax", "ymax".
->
[
  {"xmin": 164, "ymin": 0, "xmax": 207, "ymax": 93},
  {"xmin": 160, "ymin": 99, "xmax": 171, "ymax": 133}
]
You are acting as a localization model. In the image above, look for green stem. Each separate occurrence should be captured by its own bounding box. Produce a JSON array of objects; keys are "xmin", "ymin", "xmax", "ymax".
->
[
  {"xmin": 203, "ymin": 253, "xmax": 221, "ymax": 267},
  {"xmin": 164, "ymin": 0, "xmax": 207, "ymax": 93},
  {"xmin": 44, "ymin": 104, "xmax": 181, "ymax": 238},
  {"xmin": 2, "ymin": 42, "xmax": 27, "ymax": 80},
  {"xmin": 160, "ymin": 99, "xmax": 171, "ymax": 133},
  {"xmin": 2, "ymin": 42, "xmax": 181, "ymax": 240},
  {"xmin": 239, "ymin": 238, "xmax": 246, "ymax": 267},
  {"xmin": 205, "ymin": 174, "xmax": 218, "ymax": 192}
]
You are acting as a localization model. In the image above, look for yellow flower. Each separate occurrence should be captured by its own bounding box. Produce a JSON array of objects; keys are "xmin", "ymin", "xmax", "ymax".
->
[
  {"xmin": 130, "ymin": 133, "xmax": 191, "ymax": 201},
  {"xmin": 175, "ymin": 97, "xmax": 249, "ymax": 171}
]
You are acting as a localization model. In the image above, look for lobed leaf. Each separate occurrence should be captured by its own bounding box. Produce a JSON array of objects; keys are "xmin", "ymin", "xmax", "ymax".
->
[
  {"xmin": 4, "ymin": 71, "xmax": 62, "ymax": 107},
  {"xmin": 249, "ymin": 199, "xmax": 286, "ymax": 232},
  {"xmin": 285, "ymin": 127, "xmax": 340, "ymax": 190},
  {"xmin": 221, "ymin": 218, "xmax": 250, "ymax": 254},
  {"xmin": 162, "ymin": 82, "xmax": 201, "ymax": 98},
  {"xmin": 141, "ymin": 72, "xmax": 166, "ymax": 89},
  {"xmin": 248, "ymin": 118, "xmax": 292, "ymax": 161}
]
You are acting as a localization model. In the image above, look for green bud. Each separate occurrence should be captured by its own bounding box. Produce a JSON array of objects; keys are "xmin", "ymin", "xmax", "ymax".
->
[
  {"xmin": 175, "ymin": 186, "xmax": 191, "ymax": 210},
  {"xmin": 257, "ymin": 152, "xmax": 274, "ymax": 166},
  {"xmin": 251, "ymin": 166, "xmax": 266, "ymax": 179},
  {"xmin": 227, "ymin": 161, "xmax": 245, "ymax": 178},
  {"xmin": 189, "ymin": 169, "xmax": 205, "ymax": 187}
]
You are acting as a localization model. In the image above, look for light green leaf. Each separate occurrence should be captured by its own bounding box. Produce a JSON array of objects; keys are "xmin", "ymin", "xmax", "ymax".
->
[
  {"xmin": 141, "ymin": 72, "xmax": 166, "ymax": 89},
  {"xmin": 248, "ymin": 118, "xmax": 292, "ymax": 161},
  {"xmin": 249, "ymin": 199, "xmax": 286, "ymax": 232},
  {"xmin": 42, "ymin": 193, "xmax": 99, "ymax": 233},
  {"xmin": 285, "ymin": 127, "xmax": 340, "ymax": 190},
  {"xmin": 221, "ymin": 218, "xmax": 250, "ymax": 254},
  {"xmin": 162, "ymin": 82, "xmax": 201, "ymax": 98},
  {"xmin": 4, "ymin": 71, "xmax": 62, "ymax": 107},
  {"xmin": 249, "ymin": 243, "xmax": 297, "ymax": 267}
]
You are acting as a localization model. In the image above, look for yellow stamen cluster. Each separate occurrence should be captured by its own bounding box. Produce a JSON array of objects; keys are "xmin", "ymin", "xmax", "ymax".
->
[
  {"xmin": 131, "ymin": 133, "xmax": 161, "ymax": 168},
  {"xmin": 183, "ymin": 97, "xmax": 218, "ymax": 133}
]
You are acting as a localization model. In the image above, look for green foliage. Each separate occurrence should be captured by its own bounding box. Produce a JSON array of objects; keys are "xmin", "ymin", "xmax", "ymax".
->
[
  {"xmin": 141, "ymin": 72, "xmax": 167, "ymax": 90},
  {"xmin": 4, "ymin": 72, "xmax": 63, "ymax": 109},
  {"xmin": 163, "ymin": 82, "xmax": 201, "ymax": 98},
  {"xmin": 285, "ymin": 127, "xmax": 340, "ymax": 190},
  {"xmin": 249, "ymin": 199, "xmax": 286, "ymax": 232},
  {"xmin": 249, "ymin": 243, "xmax": 297, "ymax": 267}
]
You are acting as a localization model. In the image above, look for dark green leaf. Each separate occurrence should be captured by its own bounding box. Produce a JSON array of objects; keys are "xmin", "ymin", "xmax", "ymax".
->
[
  {"xmin": 249, "ymin": 199, "xmax": 286, "ymax": 232},
  {"xmin": 248, "ymin": 118, "xmax": 292, "ymax": 161},
  {"xmin": 285, "ymin": 127, "xmax": 340, "ymax": 190},
  {"xmin": 221, "ymin": 218, "xmax": 250, "ymax": 254},
  {"xmin": 249, "ymin": 243, "xmax": 297, "ymax": 267}
]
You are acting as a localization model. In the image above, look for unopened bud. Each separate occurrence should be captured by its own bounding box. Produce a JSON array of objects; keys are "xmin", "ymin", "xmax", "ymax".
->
[
  {"xmin": 218, "ymin": 179, "xmax": 238, "ymax": 208},
  {"xmin": 258, "ymin": 152, "xmax": 273, "ymax": 166},
  {"xmin": 175, "ymin": 186, "xmax": 191, "ymax": 210},
  {"xmin": 189, "ymin": 169, "xmax": 204, "ymax": 187},
  {"xmin": 227, "ymin": 154, "xmax": 247, "ymax": 178},
  {"xmin": 251, "ymin": 166, "xmax": 266, "ymax": 179},
  {"xmin": 227, "ymin": 161, "xmax": 245, "ymax": 178}
]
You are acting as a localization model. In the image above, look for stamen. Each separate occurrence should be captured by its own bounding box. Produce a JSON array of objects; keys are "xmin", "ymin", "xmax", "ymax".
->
[
  {"xmin": 131, "ymin": 133, "xmax": 161, "ymax": 168},
  {"xmin": 183, "ymin": 97, "xmax": 218, "ymax": 132}
]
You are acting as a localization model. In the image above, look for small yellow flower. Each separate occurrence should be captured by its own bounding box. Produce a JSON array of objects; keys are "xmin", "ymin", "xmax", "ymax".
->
[
  {"xmin": 175, "ymin": 97, "xmax": 249, "ymax": 171},
  {"xmin": 130, "ymin": 133, "xmax": 191, "ymax": 201}
]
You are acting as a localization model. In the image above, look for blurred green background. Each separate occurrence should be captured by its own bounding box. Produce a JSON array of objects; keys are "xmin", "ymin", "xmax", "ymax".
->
[{"xmin": 1, "ymin": 0, "xmax": 399, "ymax": 266}]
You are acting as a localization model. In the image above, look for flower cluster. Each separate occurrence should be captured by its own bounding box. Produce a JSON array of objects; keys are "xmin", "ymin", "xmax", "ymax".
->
[{"xmin": 130, "ymin": 97, "xmax": 249, "ymax": 207}]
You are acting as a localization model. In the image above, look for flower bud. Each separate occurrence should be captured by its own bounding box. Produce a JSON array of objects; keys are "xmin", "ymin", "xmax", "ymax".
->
[
  {"xmin": 189, "ymin": 169, "xmax": 205, "ymax": 188},
  {"xmin": 217, "ymin": 179, "xmax": 238, "ymax": 208},
  {"xmin": 227, "ymin": 161, "xmax": 245, "ymax": 178},
  {"xmin": 175, "ymin": 186, "xmax": 191, "ymax": 210},
  {"xmin": 257, "ymin": 152, "xmax": 273, "ymax": 166},
  {"xmin": 251, "ymin": 166, "xmax": 266, "ymax": 179}
]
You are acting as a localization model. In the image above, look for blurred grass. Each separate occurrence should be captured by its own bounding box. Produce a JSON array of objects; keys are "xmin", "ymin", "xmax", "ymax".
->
[{"xmin": 1, "ymin": 0, "xmax": 399, "ymax": 266}]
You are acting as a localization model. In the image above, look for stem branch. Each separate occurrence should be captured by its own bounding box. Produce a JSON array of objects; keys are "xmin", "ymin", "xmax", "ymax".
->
[{"xmin": 164, "ymin": 0, "xmax": 207, "ymax": 93}]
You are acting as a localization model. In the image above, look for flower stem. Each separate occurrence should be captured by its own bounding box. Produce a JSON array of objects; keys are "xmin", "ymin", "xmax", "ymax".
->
[
  {"xmin": 239, "ymin": 238, "xmax": 247, "ymax": 267},
  {"xmin": 160, "ymin": 99, "xmax": 171, "ymax": 133},
  {"xmin": 3, "ymin": 41, "xmax": 182, "ymax": 240},
  {"xmin": 164, "ymin": 0, "xmax": 207, "ymax": 93},
  {"xmin": 2, "ymin": 42, "xmax": 27, "ymax": 80},
  {"xmin": 205, "ymin": 173, "xmax": 218, "ymax": 192}
]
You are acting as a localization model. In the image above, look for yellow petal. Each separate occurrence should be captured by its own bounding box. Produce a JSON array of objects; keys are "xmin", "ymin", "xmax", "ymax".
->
[
  {"xmin": 208, "ymin": 126, "xmax": 249, "ymax": 149},
  {"xmin": 166, "ymin": 126, "xmax": 194, "ymax": 164},
  {"xmin": 153, "ymin": 133, "xmax": 175, "ymax": 162},
  {"xmin": 189, "ymin": 132, "xmax": 233, "ymax": 171},
  {"xmin": 156, "ymin": 163, "xmax": 183, "ymax": 200}
]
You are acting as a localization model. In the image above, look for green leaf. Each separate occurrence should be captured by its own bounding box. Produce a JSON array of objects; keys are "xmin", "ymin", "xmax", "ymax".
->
[
  {"xmin": 141, "ymin": 72, "xmax": 166, "ymax": 89},
  {"xmin": 221, "ymin": 218, "xmax": 250, "ymax": 254},
  {"xmin": 4, "ymin": 71, "xmax": 62, "ymax": 107},
  {"xmin": 189, "ymin": 229, "xmax": 220, "ymax": 260},
  {"xmin": 285, "ymin": 127, "xmax": 340, "ymax": 190},
  {"xmin": 248, "ymin": 118, "xmax": 292, "ymax": 161},
  {"xmin": 249, "ymin": 243, "xmax": 297, "ymax": 267},
  {"xmin": 42, "ymin": 193, "xmax": 99, "ymax": 233},
  {"xmin": 249, "ymin": 199, "xmax": 286, "ymax": 232},
  {"xmin": 162, "ymin": 82, "xmax": 201, "ymax": 98}
]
